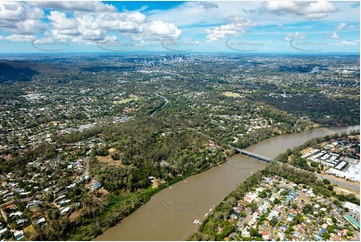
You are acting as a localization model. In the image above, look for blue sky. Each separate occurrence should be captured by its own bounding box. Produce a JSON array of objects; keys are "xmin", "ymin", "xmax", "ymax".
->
[{"xmin": 0, "ymin": 1, "xmax": 359, "ymax": 53}]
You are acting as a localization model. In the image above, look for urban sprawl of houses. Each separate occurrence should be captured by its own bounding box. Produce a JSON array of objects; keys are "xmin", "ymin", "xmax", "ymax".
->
[
  {"xmin": 227, "ymin": 175, "xmax": 359, "ymax": 241},
  {"xmin": 0, "ymin": 54, "xmax": 359, "ymax": 240},
  {"xmin": 0, "ymin": 160, "xmax": 102, "ymax": 240}
]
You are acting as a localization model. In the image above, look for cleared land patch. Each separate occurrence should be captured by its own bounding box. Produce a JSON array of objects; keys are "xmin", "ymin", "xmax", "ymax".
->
[
  {"xmin": 113, "ymin": 94, "xmax": 140, "ymax": 104},
  {"xmin": 222, "ymin": 91, "xmax": 242, "ymax": 98}
]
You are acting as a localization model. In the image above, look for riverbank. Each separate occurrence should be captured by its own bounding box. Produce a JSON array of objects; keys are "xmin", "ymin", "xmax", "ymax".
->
[
  {"xmin": 188, "ymin": 162, "xmax": 359, "ymax": 241},
  {"xmin": 188, "ymin": 130, "xmax": 360, "ymax": 240},
  {"xmin": 86, "ymin": 121, "xmax": 305, "ymax": 239},
  {"xmin": 95, "ymin": 125, "xmax": 359, "ymax": 241}
]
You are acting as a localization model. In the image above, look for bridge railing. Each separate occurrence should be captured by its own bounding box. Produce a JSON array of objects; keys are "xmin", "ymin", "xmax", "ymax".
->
[{"xmin": 229, "ymin": 146, "xmax": 271, "ymax": 163}]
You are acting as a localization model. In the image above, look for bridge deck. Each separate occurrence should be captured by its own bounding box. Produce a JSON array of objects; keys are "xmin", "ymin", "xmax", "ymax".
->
[{"xmin": 233, "ymin": 148, "xmax": 272, "ymax": 162}]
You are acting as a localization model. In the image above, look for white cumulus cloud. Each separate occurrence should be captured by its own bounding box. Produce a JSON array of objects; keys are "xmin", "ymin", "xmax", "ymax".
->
[
  {"xmin": 263, "ymin": 1, "xmax": 337, "ymax": 19},
  {"xmin": 0, "ymin": 2, "xmax": 45, "ymax": 38},
  {"xmin": 84, "ymin": 11, "xmax": 146, "ymax": 32},
  {"xmin": 284, "ymin": 32, "xmax": 305, "ymax": 41},
  {"xmin": 0, "ymin": 1, "xmax": 181, "ymax": 44},
  {"xmin": 336, "ymin": 22, "xmax": 354, "ymax": 30},
  {"xmin": 197, "ymin": 2, "xmax": 219, "ymax": 10},
  {"xmin": 337, "ymin": 22, "xmax": 347, "ymax": 30},
  {"xmin": 47, "ymin": 10, "xmax": 181, "ymax": 44},
  {"xmin": 206, "ymin": 17, "xmax": 256, "ymax": 42},
  {"xmin": 30, "ymin": 1, "xmax": 116, "ymax": 13},
  {"xmin": 341, "ymin": 39, "xmax": 359, "ymax": 46},
  {"xmin": 5, "ymin": 34, "xmax": 37, "ymax": 42},
  {"xmin": 137, "ymin": 20, "xmax": 181, "ymax": 40},
  {"xmin": 326, "ymin": 32, "xmax": 339, "ymax": 39},
  {"xmin": 48, "ymin": 11, "xmax": 80, "ymax": 41}
]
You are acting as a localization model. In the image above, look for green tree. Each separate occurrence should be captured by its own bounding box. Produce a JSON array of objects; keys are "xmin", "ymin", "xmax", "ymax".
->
[
  {"xmin": 270, "ymin": 217, "xmax": 278, "ymax": 227},
  {"xmin": 250, "ymin": 228, "xmax": 259, "ymax": 237}
]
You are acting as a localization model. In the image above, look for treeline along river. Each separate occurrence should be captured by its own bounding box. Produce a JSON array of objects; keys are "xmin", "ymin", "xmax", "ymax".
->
[{"xmin": 95, "ymin": 125, "xmax": 359, "ymax": 241}]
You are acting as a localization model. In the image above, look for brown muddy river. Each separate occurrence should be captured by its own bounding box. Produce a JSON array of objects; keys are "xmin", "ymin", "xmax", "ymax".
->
[{"xmin": 95, "ymin": 125, "xmax": 359, "ymax": 241}]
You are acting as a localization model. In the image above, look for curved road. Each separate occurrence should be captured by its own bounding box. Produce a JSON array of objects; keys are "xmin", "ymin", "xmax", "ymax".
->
[{"xmin": 150, "ymin": 95, "xmax": 169, "ymax": 118}]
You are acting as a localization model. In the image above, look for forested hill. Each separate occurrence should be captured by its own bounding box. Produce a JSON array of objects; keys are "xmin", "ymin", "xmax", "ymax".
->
[
  {"xmin": 0, "ymin": 62, "xmax": 39, "ymax": 83},
  {"xmin": 0, "ymin": 60, "xmax": 69, "ymax": 83}
]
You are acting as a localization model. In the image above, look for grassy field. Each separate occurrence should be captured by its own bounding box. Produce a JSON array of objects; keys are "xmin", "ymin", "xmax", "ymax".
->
[
  {"xmin": 113, "ymin": 94, "xmax": 140, "ymax": 104},
  {"xmin": 222, "ymin": 92, "xmax": 242, "ymax": 98}
]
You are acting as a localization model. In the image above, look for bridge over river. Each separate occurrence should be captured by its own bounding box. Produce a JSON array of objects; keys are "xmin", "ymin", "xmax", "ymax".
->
[
  {"xmin": 95, "ymin": 125, "xmax": 359, "ymax": 241},
  {"xmin": 231, "ymin": 146, "xmax": 272, "ymax": 163},
  {"xmin": 231, "ymin": 147, "xmax": 360, "ymax": 193}
]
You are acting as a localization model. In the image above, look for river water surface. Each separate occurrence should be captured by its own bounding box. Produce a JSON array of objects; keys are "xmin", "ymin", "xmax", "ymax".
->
[{"xmin": 95, "ymin": 125, "xmax": 359, "ymax": 241}]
